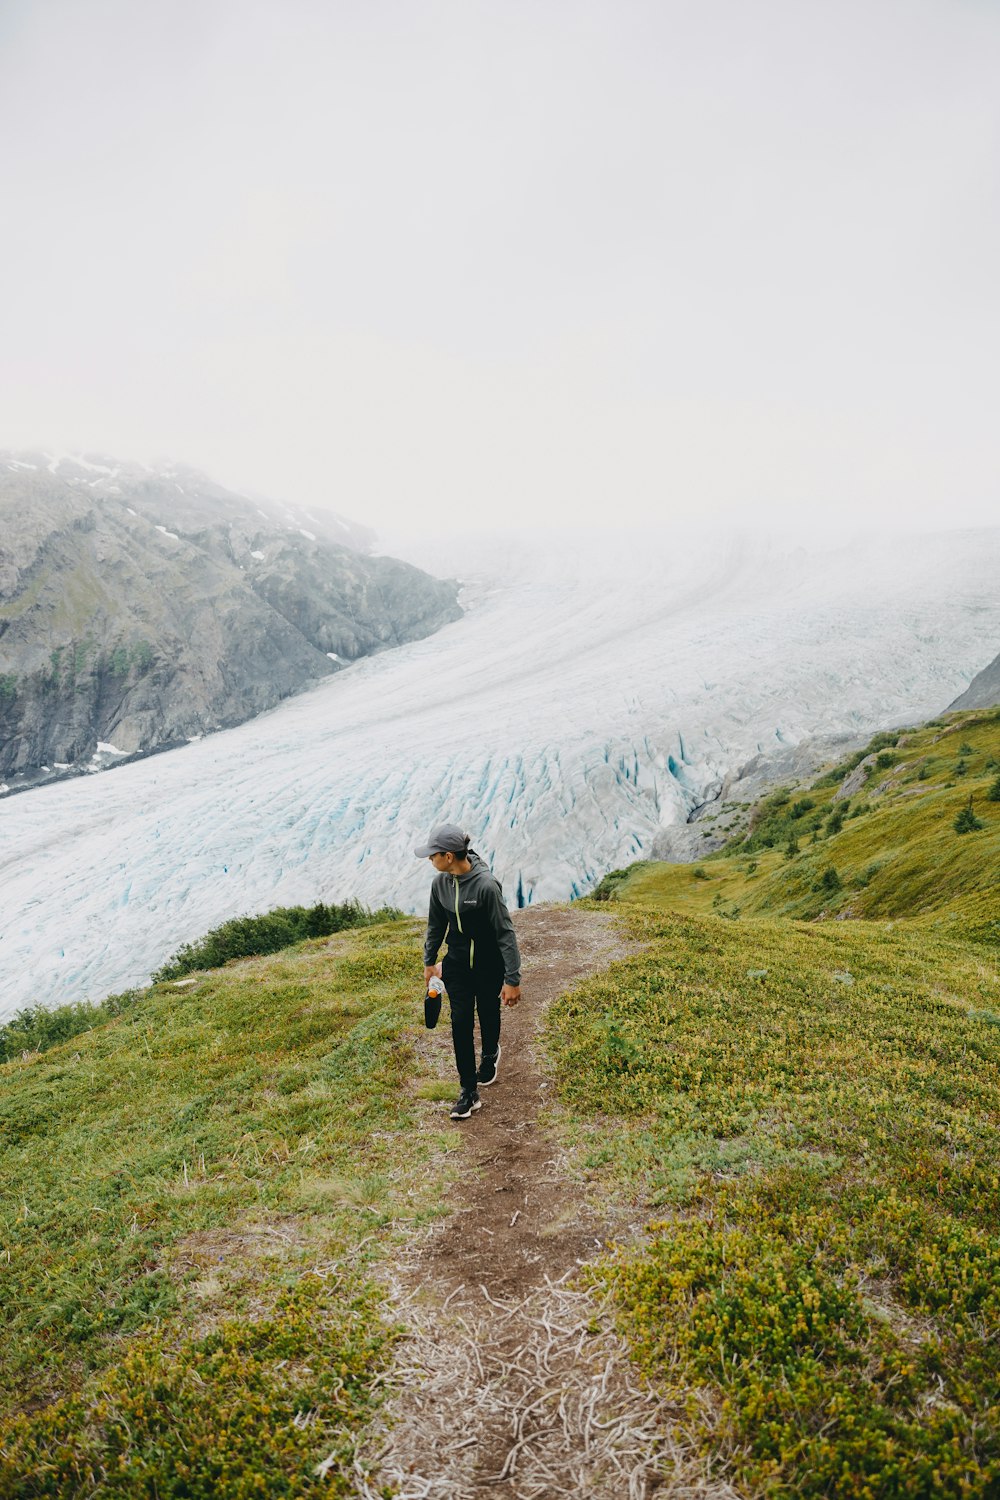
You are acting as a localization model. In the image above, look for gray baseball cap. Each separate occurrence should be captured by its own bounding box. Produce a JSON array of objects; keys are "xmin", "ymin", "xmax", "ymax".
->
[{"xmin": 414, "ymin": 823, "xmax": 469, "ymax": 858}]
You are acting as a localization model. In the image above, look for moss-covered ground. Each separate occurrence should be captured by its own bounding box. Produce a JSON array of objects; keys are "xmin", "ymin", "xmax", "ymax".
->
[
  {"xmin": 0, "ymin": 917, "xmax": 456, "ymax": 1497},
  {"xmin": 547, "ymin": 708, "xmax": 1000, "ymax": 1497}
]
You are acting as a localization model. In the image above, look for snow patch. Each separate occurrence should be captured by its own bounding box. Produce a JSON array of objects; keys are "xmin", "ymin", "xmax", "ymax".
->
[
  {"xmin": 326, "ymin": 652, "xmax": 341, "ymax": 661},
  {"xmin": 299, "ymin": 529, "xmax": 316, "ymax": 541},
  {"xmin": 95, "ymin": 741, "xmax": 127, "ymax": 757},
  {"xmin": 155, "ymin": 525, "xmax": 180, "ymax": 540},
  {"xmin": 250, "ymin": 549, "xmax": 265, "ymax": 560},
  {"xmin": 8, "ymin": 459, "xmax": 37, "ymax": 470},
  {"xmin": 126, "ymin": 507, "xmax": 137, "ymax": 516}
]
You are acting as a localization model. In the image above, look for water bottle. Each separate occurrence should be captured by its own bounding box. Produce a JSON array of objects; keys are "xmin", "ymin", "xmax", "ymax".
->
[{"xmin": 424, "ymin": 975, "xmax": 445, "ymax": 1030}]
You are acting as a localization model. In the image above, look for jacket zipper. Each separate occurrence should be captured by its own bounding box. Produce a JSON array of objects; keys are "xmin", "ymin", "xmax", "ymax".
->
[{"xmin": 453, "ymin": 877, "xmax": 474, "ymax": 965}]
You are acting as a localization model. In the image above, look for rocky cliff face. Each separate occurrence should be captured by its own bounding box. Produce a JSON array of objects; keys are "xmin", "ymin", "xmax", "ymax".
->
[
  {"xmin": 0, "ymin": 453, "xmax": 461, "ymax": 788},
  {"xmin": 948, "ymin": 650, "xmax": 1000, "ymax": 712}
]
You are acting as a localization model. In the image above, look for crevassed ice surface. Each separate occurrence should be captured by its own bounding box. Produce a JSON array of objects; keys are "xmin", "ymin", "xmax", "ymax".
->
[{"xmin": 2, "ymin": 526, "xmax": 999, "ymax": 1019}]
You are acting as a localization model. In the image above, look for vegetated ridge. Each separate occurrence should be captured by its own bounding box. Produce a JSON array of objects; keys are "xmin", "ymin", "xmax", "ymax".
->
[
  {"xmin": 0, "ymin": 452, "xmax": 461, "ymax": 790},
  {"xmin": 567, "ymin": 704, "xmax": 1000, "ymax": 1494},
  {"xmin": 1, "ymin": 706, "xmax": 999, "ymax": 1494}
]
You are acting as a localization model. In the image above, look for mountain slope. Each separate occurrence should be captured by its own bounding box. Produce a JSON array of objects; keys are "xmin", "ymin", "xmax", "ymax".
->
[
  {"xmin": 606, "ymin": 704, "xmax": 1000, "ymax": 937},
  {"xmin": 3, "ymin": 713, "xmax": 1000, "ymax": 1493},
  {"xmin": 544, "ymin": 703, "xmax": 1000, "ymax": 1495},
  {"xmin": 949, "ymin": 646, "xmax": 1000, "ymax": 711},
  {"xmin": 0, "ymin": 454, "xmax": 461, "ymax": 784}
]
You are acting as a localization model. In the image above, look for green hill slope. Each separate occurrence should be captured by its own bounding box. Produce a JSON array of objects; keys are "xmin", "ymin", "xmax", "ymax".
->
[
  {"xmin": 617, "ymin": 706, "xmax": 1000, "ymax": 937},
  {"xmin": 546, "ymin": 707, "xmax": 1000, "ymax": 1496},
  {"xmin": 3, "ymin": 707, "xmax": 999, "ymax": 1496},
  {"xmin": 0, "ymin": 916, "xmax": 456, "ymax": 1495}
]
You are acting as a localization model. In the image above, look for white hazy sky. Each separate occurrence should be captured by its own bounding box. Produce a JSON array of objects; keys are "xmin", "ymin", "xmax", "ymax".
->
[{"xmin": 1, "ymin": 0, "xmax": 998, "ymax": 537}]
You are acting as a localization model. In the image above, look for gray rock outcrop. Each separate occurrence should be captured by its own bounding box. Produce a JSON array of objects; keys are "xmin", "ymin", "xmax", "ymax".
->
[
  {"xmin": 948, "ymin": 650, "xmax": 1000, "ymax": 712},
  {"xmin": 0, "ymin": 453, "xmax": 461, "ymax": 788}
]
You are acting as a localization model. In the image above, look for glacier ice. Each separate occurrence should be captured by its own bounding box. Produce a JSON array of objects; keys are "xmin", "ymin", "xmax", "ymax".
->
[{"xmin": 1, "ymin": 525, "xmax": 999, "ymax": 1020}]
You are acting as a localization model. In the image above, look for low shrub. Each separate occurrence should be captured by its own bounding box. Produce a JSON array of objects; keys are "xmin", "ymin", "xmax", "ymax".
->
[
  {"xmin": 152, "ymin": 900, "xmax": 402, "ymax": 980},
  {"xmin": 590, "ymin": 866, "xmax": 642, "ymax": 901},
  {"xmin": 0, "ymin": 990, "xmax": 143, "ymax": 1063}
]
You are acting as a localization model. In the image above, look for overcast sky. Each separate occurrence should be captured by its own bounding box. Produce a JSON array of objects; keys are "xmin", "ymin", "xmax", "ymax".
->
[{"xmin": 1, "ymin": 0, "xmax": 998, "ymax": 537}]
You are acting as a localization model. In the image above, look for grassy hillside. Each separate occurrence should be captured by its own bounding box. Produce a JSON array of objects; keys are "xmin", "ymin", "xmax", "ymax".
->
[
  {"xmin": 0, "ymin": 916, "xmax": 457, "ymax": 1496},
  {"xmin": 3, "ymin": 706, "xmax": 999, "ymax": 1496},
  {"xmin": 548, "ymin": 707, "xmax": 1000, "ymax": 1496},
  {"xmin": 616, "ymin": 708, "xmax": 1000, "ymax": 936}
]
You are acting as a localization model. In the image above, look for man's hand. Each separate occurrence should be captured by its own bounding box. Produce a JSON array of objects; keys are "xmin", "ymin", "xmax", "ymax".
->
[
  {"xmin": 501, "ymin": 984, "xmax": 521, "ymax": 1007},
  {"xmin": 424, "ymin": 963, "xmax": 442, "ymax": 984}
]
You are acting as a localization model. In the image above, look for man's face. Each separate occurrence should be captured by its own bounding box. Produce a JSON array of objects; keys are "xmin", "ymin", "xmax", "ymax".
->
[{"xmin": 428, "ymin": 850, "xmax": 453, "ymax": 872}]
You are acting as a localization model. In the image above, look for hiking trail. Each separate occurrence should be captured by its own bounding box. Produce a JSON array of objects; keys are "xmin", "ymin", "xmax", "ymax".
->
[{"xmin": 346, "ymin": 906, "xmax": 740, "ymax": 1500}]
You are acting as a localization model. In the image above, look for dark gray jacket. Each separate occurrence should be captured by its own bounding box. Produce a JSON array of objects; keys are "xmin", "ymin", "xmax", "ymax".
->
[{"xmin": 423, "ymin": 850, "xmax": 521, "ymax": 984}]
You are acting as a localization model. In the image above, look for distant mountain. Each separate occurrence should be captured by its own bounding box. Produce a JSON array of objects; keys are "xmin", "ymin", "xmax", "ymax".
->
[
  {"xmin": 0, "ymin": 452, "xmax": 461, "ymax": 788},
  {"xmin": 948, "ymin": 649, "xmax": 1000, "ymax": 712}
]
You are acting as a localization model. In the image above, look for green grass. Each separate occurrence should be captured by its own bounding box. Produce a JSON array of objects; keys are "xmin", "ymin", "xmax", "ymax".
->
[
  {"xmin": 0, "ymin": 990, "xmax": 145, "ymax": 1065},
  {"xmin": 0, "ymin": 916, "xmax": 455, "ymax": 1495},
  {"xmin": 6, "ymin": 703, "xmax": 1000, "ymax": 1495},
  {"xmin": 619, "ymin": 708, "xmax": 1000, "ymax": 937},
  {"xmin": 545, "ymin": 706, "xmax": 1000, "ymax": 1496},
  {"xmin": 151, "ymin": 899, "xmax": 403, "ymax": 982}
]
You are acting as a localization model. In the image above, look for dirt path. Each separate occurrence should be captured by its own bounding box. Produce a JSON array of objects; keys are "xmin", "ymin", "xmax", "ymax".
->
[
  {"xmin": 420, "ymin": 905, "xmax": 636, "ymax": 1299},
  {"xmin": 350, "ymin": 906, "xmax": 739, "ymax": 1500}
]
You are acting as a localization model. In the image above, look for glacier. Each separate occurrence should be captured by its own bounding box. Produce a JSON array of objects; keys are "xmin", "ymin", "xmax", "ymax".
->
[{"xmin": 1, "ymin": 525, "xmax": 999, "ymax": 1021}]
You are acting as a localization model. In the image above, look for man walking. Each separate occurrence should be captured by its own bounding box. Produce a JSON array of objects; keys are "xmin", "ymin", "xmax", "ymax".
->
[{"xmin": 415, "ymin": 824, "xmax": 522, "ymax": 1120}]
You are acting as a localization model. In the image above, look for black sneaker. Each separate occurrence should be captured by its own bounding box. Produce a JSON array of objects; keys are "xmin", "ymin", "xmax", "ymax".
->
[
  {"xmin": 477, "ymin": 1043, "xmax": 501, "ymax": 1087},
  {"xmin": 450, "ymin": 1089, "xmax": 482, "ymax": 1120}
]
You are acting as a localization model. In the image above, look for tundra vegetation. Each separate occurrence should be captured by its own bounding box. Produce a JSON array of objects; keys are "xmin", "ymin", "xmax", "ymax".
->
[
  {"xmin": 550, "ymin": 706, "xmax": 1000, "ymax": 1496},
  {"xmin": 1, "ymin": 707, "xmax": 998, "ymax": 1495},
  {"xmin": 0, "ymin": 919, "xmax": 453, "ymax": 1496}
]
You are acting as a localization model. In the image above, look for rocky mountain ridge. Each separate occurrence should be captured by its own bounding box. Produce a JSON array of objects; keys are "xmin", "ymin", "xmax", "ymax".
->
[
  {"xmin": 0, "ymin": 453, "xmax": 461, "ymax": 789},
  {"xmin": 948, "ymin": 647, "xmax": 1000, "ymax": 711}
]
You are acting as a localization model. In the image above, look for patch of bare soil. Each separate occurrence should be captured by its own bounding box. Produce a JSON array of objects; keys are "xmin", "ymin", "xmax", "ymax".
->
[{"xmin": 348, "ymin": 906, "xmax": 742, "ymax": 1500}]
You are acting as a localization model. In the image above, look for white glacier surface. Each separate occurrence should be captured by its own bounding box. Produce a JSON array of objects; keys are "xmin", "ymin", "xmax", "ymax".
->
[{"xmin": 1, "ymin": 526, "xmax": 998, "ymax": 1020}]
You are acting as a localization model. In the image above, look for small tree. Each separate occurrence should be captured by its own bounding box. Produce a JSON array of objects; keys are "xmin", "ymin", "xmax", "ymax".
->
[
  {"xmin": 988, "ymin": 773, "xmax": 1000, "ymax": 803},
  {"xmin": 954, "ymin": 798, "xmax": 984, "ymax": 834},
  {"xmin": 784, "ymin": 835, "xmax": 800, "ymax": 859}
]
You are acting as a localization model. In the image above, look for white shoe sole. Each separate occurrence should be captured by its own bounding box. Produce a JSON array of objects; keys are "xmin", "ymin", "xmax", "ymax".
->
[
  {"xmin": 479, "ymin": 1042, "xmax": 501, "ymax": 1087},
  {"xmin": 450, "ymin": 1098, "xmax": 483, "ymax": 1120}
]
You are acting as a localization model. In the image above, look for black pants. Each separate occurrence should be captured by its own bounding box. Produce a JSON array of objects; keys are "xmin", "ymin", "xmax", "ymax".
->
[{"xmin": 442, "ymin": 950, "xmax": 504, "ymax": 1092}]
